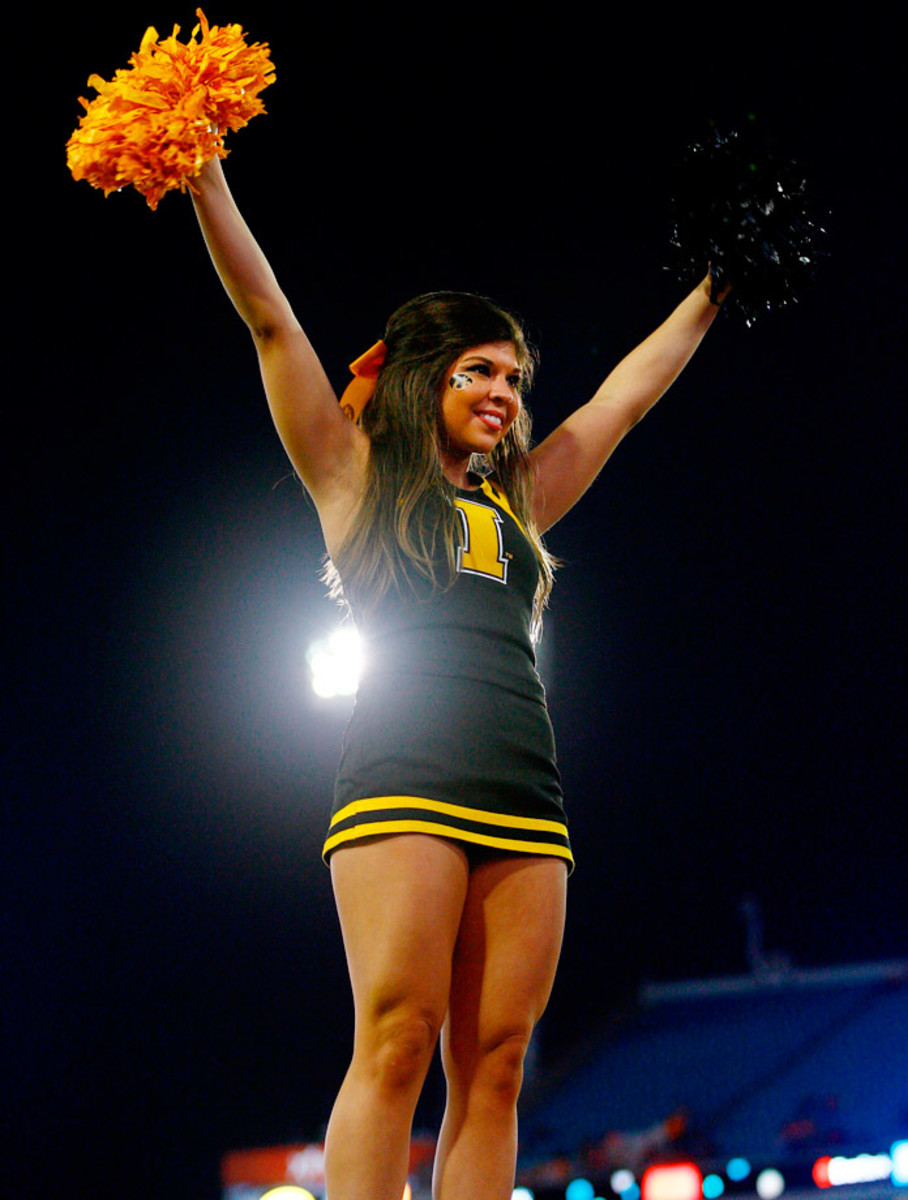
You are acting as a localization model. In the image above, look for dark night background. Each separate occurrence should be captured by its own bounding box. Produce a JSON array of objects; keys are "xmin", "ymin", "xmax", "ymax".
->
[{"xmin": 9, "ymin": 5, "xmax": 905, "ymax": 1196}]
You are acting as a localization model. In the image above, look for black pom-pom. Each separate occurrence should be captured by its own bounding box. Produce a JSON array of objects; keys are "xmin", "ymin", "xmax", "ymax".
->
[{"xmin": 670, "ymin": 126, "xmax": 827, "ymax": 325}]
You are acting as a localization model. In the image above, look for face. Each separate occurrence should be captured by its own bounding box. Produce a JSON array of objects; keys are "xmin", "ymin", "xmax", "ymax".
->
[{"xmin": 438, "ymin": 342, "xmax": 523, "ymax": 474}]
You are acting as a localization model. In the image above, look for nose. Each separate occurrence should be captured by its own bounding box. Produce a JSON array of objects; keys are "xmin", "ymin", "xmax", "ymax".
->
[{"xmin": 488, "ymin": 372, "xmax": 517, "ymax": 405}]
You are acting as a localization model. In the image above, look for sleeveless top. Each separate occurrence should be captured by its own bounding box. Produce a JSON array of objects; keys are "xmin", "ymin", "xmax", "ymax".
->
[{"xmin": 323, "ymin": 477, "xmax": 572, "ymax": 868}]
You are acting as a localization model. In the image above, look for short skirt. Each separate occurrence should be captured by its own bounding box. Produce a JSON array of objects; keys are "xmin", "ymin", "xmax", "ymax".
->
[{"xmin": 323, "ymin": 673, "xmax": 572, "ymax": 869}]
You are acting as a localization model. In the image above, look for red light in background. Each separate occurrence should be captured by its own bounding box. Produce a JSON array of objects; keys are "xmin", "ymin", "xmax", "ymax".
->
[
  {"xmin": 812, "ymin": 1158, "xmax": 832, "ymax": 1188},
  {"xmin": 642, "ymin": 1163, "xmax": 703, "ymax": 1200}
]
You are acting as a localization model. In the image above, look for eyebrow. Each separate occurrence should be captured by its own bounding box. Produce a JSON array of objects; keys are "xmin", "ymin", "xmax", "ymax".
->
[{"xmin": 463, "ymin": 354, "xmax": 522, "ymax": 376}]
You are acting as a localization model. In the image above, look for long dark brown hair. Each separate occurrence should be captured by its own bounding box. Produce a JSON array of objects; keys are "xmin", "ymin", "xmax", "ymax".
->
[{"xmin": 325, "ymin": 292, "xmax": 555, "ymax": 635}]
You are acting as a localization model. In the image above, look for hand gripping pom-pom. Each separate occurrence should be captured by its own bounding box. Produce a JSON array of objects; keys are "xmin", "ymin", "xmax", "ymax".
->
[
  {"xmin": 670, "ymin": 125, "xmax": 828, "ymax": 325},
  {"xmin": 66, "ymin": 9, "xmax": 275, "ymax": 209}
]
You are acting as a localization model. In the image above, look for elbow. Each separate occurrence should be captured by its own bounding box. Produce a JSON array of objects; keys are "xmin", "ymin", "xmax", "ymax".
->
[
  {"xmin": 249, "ymin": 307, "xmax": 300, "ymax": 345},
  {"xmin": 623, "ymin": 389, "xmax": 666, "ymax": 432},
  {"xmin": 251, "ymin": 317, "xmax": 279, "ymax": 342},
  {"xmin": 625, "ymin": 406, "xmax": 648, "ymax": 433}
]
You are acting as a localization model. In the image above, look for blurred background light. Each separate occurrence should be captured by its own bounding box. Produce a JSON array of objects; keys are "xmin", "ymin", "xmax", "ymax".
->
[
  {"xmin": 813, "ymin": 1158, "xmax": 832, "ymax": 1188},
  {"xmin": 827, "ymin": 1154, "xmax": 892, "ymax": 1186},
  {"xmin": 260, "ymin": 1188, "xmax": 316, "ymax": 1200},
  {"xmin": 702, "ymin": 1174, "xmax": 725, "ymax": 1198},
  {"xmin": 566, "ymin": 1179, "xmax": 596, "ymax": 1200},
  {"xmin": 755, "ymin": 1169, "xmax": 786, "ymax": 1200},
  {"xmin": 512, "ymin": 1189, "xmax": 535, "ymax": 1200},
  {"xmin": 892, "ymin": 1142, "xmax": 908, "ymax": 1187},
  {"xmin": 726, "ymin": 1159, "xmax": 751, "ymax": 1182},
  {"xmin": 642, "ymin": 1163, "xmax": 702, "ymax": 1200},
  {"xmin": 612, "ymin": 1170, "xmax": 637, "ymax": 1195}
]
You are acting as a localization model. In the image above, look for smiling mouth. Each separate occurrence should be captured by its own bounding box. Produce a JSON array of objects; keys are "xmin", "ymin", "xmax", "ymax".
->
[{"xmin": 476, "ymin": 411, "xmax": 504, "ymax": 431}]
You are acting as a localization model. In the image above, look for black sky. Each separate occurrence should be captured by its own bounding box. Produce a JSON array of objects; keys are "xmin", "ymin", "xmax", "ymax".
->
[{"xmin": 9, "ymin": 6, "xmax": 906, "ymax": 1197}]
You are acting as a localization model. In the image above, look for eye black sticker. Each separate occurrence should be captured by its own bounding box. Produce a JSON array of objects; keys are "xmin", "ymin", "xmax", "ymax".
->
[{"xmin": 449, "ymin": 373, "xmax": 473, "ymax": 391}]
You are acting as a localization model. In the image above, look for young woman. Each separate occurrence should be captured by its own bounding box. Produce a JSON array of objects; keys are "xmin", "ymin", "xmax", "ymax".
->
[{"xmin": 191, "ymin": 154, "xmax": 724, "ymax": 1200}]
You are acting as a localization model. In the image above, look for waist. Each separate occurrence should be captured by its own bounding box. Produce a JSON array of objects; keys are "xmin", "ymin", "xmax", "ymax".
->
[{"xmin": 360, "ymin": 628, "xmax": 542, "ymax": 699}]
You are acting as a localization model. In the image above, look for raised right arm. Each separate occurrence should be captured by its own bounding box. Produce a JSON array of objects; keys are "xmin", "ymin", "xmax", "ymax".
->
[{"xmin": 191, "ymin": 158, "xmax": 367, "ymax": 539}]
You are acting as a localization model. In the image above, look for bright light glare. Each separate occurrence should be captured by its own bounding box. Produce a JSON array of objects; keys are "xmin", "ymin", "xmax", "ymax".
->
[
  {"xmin": 642, "ymin": 1163, "xmax": 702, "ymax": 1200},
  {"xmin": 892, "ymin": 1142, "xmax": 908, "ymax": 1186},
  {"xmin": 827, "ymin": 1154, "xmax": 892, "ymax": 1186},
  {"xmin": 756, "ymin": 1169, "xmax": 786, "ymax": 1200},
  {"xmin": 307, "ymin": 627, "xmax": 362, "ymax": 698},
  {"xmin": 814, "ymin": 1154, "xmax": 895, "ymax": 1188},
  {"xmin": 260, "ymin": 1189, "xmax": 317, "ymax": 1200},
  {"xmin": 512, "ymin": 1189, "xmax": 535, "ymax": 1200}
]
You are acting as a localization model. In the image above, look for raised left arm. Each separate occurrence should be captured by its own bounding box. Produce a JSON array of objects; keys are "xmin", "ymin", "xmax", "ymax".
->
[{"xmin": 529, "ymin": 275, "xmax": 723, "ymax": 533}]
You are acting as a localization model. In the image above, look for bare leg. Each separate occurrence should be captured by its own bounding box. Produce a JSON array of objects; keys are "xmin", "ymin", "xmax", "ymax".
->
[
  {"xmin": 325, "ymin": 835, "xmax": 470, "ymax": 1200},
  {"xmin": 433, "ymin": 854, "xmax": 567, "ymax": 1200}
]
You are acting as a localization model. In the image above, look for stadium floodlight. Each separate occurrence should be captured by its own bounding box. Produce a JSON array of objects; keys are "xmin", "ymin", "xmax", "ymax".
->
[{"xmin": 307, "ymin": 627, "xmax": 362, "ymax": 698}]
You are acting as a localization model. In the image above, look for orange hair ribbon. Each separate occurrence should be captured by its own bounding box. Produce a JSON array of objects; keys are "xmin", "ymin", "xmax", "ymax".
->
[{"xmin": 339, "ymin": 340, "xmax": 387, "ymax": 421}]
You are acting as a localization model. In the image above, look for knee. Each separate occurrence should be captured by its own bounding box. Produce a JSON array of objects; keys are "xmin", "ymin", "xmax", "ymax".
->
[
  {"xmin": 360, "ymin": 1001, "xmax": 442, "ymax": 1095},
  {"xmin": 471, "ymin": 1031, "xmax": 532, "ymax": 1111}
]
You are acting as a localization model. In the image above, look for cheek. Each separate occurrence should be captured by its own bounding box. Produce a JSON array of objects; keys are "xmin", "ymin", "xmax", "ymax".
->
[
  {"xmin": 440, "ymin": 392, "xmax": 468, "ymax": 435},
  {"xmin": 505, "ymin": 397, "xmax": 522, "ymax": 429}
]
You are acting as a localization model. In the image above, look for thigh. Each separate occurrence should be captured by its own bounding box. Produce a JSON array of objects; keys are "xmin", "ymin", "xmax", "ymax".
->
[
  {"xmin": 443, "ymin": 854, "xmax": 568, "ymax": 1066},
  {"xmin": 331, "ymin": 834, "xmax": 471, "ymax": 1025}
]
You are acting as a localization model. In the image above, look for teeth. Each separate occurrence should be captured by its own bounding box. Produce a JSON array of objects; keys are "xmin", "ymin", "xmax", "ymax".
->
[{"xmin": 480, "ymin": 412, "xmax": 502, "ymax": 428}]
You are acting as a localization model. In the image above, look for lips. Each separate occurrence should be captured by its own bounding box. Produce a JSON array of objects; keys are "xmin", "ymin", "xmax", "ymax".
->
[{"xmin": 476, "ymin": 409, "xmax": 504, "ymax": 431}]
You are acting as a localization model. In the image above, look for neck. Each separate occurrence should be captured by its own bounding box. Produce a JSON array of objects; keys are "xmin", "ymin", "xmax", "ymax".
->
[{"xmin": 439, "ymin": 446, "xmax": 474, "ymax": 489}]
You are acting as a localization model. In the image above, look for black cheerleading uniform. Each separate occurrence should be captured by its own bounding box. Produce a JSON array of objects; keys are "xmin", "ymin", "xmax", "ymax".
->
[{"xmin": 323, "ymin": 477, "xmax": 572, "ymax": 869}]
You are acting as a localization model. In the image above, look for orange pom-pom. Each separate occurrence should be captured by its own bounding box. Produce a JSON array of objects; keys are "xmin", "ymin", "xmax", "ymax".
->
[{"xmin": 66, "ymin": 9, "xmax": 275, "ymax": 209}]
